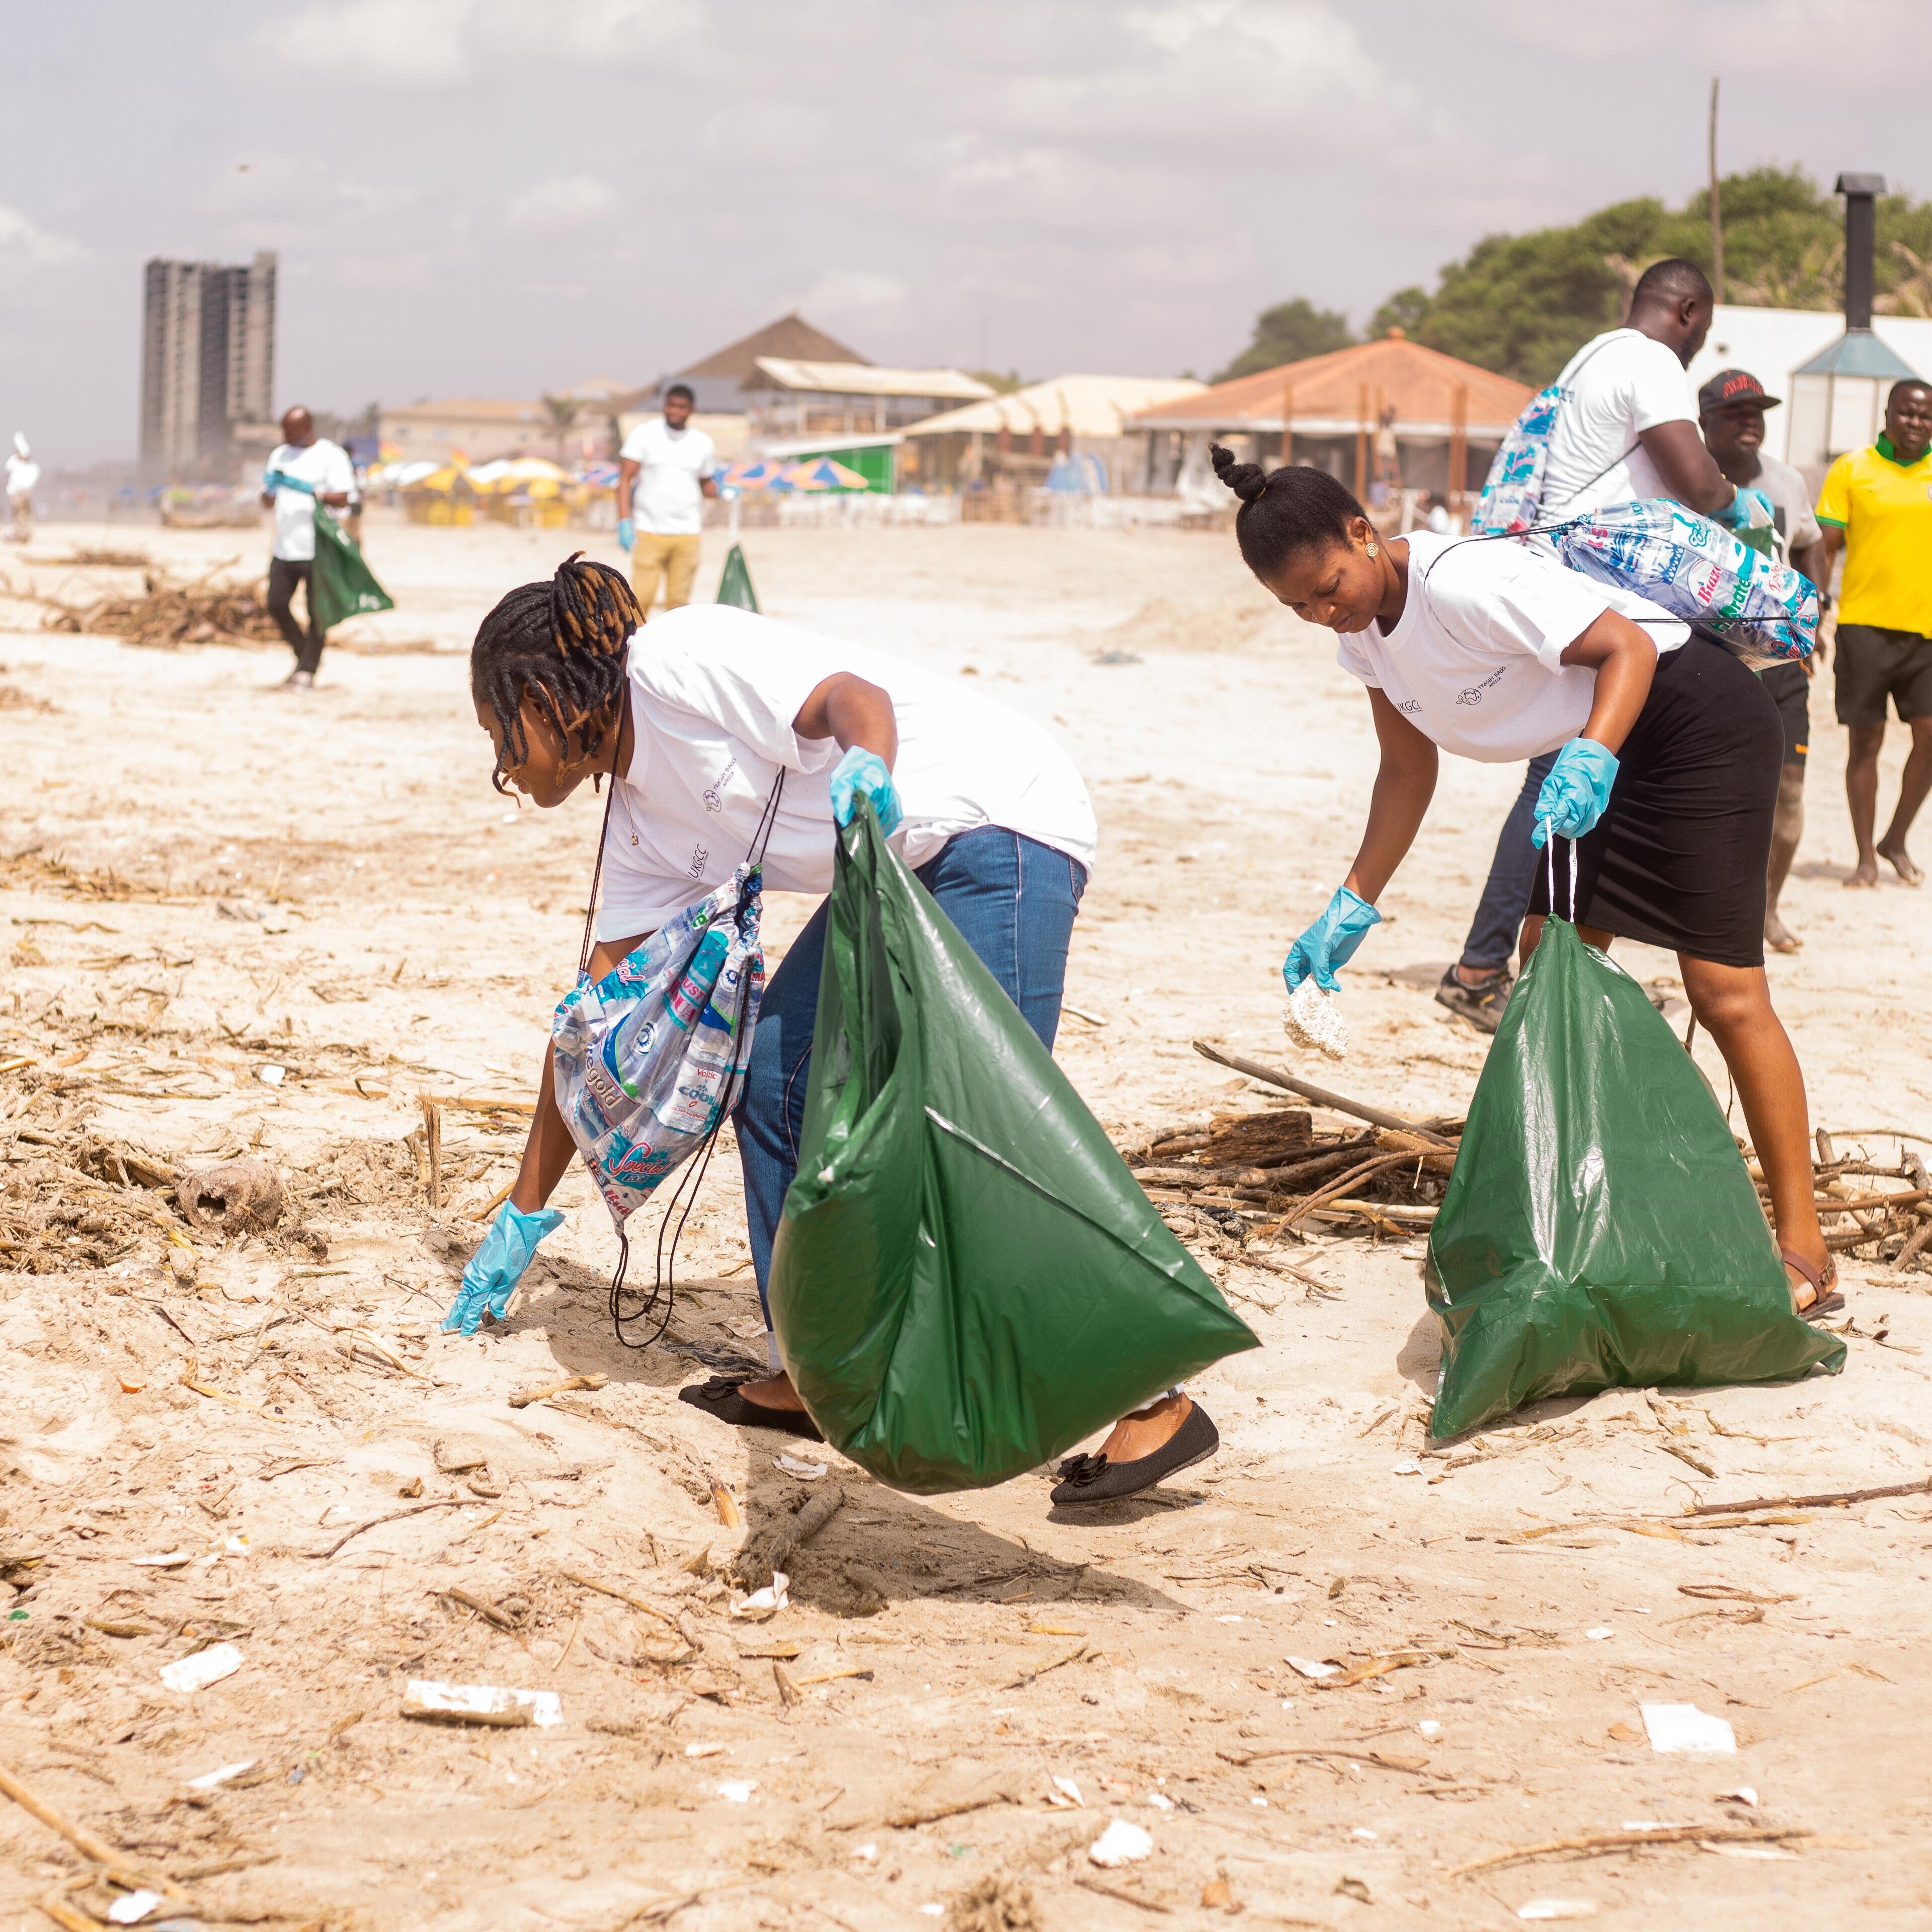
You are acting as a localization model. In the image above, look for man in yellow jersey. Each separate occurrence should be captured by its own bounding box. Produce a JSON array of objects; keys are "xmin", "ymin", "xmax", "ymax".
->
[{"xmin": 1817, "ymin": 377, "xmax": 1932, "ymax": 887}]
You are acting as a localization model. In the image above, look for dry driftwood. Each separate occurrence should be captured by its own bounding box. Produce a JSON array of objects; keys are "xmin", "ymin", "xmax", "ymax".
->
[
  {"xmin": 1191, "ymin": 1040, "xmax": 1456, "ymax": 1146},
  {"xmin": 727, "ymin": 1482, "xmax": 846, "ymax": 1591},
  {"xmin": 1448, "ymin": 1822, "xmax": 1811, "ymax": 1876},
  {"xmin": 1684, "ymin": 1474, "xmax": 1931, "ymax": 1517}
]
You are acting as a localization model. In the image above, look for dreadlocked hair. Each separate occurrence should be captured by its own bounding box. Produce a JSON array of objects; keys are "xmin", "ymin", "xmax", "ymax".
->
[
  {"xmin": 1210, "ymin": 444, "xmax": 1370, "ymax": 582},
  {"xmin": 471, "ymin": 552, "xmax": 643, "ymax": 794}
]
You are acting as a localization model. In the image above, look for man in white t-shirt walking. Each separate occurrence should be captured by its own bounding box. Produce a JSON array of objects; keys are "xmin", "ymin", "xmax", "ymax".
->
[
  {"xmin": 1438, "ymin": 257, "xmax": 1769, "ymax": 1030},
  {"xmin": 259, "ymin": 406, "xmax": 354, "ymax": 691},
  {"xmin": 5, "ymin": 434, "xmax": 39, "ymax": 543},
  {"xmin": 615, "ymin": 383, "xmax": 717, "ymax": 617}
]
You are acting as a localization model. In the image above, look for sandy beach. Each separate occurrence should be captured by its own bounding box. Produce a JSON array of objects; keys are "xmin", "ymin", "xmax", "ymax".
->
[{"xmin": 3, "ymin": 514, "xmax": 1930, "ymax": 1931}]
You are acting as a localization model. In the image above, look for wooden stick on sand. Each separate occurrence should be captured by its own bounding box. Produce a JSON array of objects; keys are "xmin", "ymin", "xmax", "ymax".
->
[{"xmin": 1192, "ymin": 1041, "xmax": 1456, "ymax": 1148}]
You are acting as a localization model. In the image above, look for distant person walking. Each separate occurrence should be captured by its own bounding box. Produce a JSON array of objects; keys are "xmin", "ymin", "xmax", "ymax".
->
[
  {"xmin": 1437, "ymin": 259, "xmax": 1767, "ymax": 1030},
  {"xmin": 261, "ymin": 406, "xmax": 354, "ymax": 691},
  {"xmin": 615, "ymin": 383, "xmax": 717, "ymax": 617},
  {"xmin": 1816, "ymin": 377, "xmax": 1932, "ymax": 889},
  {"xmin": 1698, "ymin": 368, "xmax": 1830, "ymax": 951},
  {"xmin": 5, "ymin": 434, "xmax": 39, "ymax": 543}
]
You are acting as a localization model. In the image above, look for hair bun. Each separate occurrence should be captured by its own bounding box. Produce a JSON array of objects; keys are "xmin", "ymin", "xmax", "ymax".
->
[{"xmin": 1209, "ymin": 443, "xmax": 1268, "ymax": 504}]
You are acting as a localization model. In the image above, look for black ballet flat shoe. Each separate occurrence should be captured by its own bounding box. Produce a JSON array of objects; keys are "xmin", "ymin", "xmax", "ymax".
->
[
  {"xmin": 678, "ymin": 1375, "xmax": 824, "ymax": 1441},
  {"xmin": 1048, "ymin": 1402, "xmax": 1219, "ymax": 1507}
]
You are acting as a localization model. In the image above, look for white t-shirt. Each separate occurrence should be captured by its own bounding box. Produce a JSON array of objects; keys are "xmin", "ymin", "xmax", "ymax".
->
[
  {"xmin": 265, "ymin": 439, "xmax": 354, "ymax": 561},
  {"xmin": 618, "ymin": 418, "xmax": 716, "ymax": 536},
  {"xmin": 5, "ymin": 454, "xmax": 38, "ymax": 498},
  {"xmin": 1541, "ymin": 328, "xmax": 1697, "ymax": 522},
  {"xmin": 1749, "ymin": 451, "xmax": 1822, "ymax": 561},
  {"xmin": 593, "ymin": 605, "xmax": 1098, "ymax": 937},
  {"xmin": 1333, "ymin": 532, "xmax": 1688, "ymax": 764}
]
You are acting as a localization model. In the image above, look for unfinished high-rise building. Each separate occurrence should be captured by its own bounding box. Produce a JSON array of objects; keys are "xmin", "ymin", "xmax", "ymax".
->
[{"xmin": 138, "ymin": 252, "xmax": 277, "ymax": 484}]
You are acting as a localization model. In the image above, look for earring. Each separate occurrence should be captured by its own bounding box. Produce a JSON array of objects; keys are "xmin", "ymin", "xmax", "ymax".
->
[{"xmin": 1366, "ymin": 541, "xmax": 1379, "ymax": 557}]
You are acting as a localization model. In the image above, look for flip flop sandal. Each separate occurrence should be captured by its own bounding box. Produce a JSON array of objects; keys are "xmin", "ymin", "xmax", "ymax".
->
[
  {"xmin": 1048, "ymin": 1403, "xmax": 1220, "ymax": 1507},
  {"xmin": 678, "ymin": 1374, "xmax": 824, "ymax": 1441},
  {"xmin": 1782, "ymin": 1247, "xmax": 1844, "ymax": 1323}
]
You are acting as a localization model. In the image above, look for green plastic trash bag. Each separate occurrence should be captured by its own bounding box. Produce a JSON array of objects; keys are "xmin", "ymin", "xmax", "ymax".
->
[
  {"xmin": 308, "ymin": 503, "xmax": 394, "ymax": 633},
  {"xmin": 1425, "ymin": 918, "xmax": 1843, "ymax": 1439},
  {"xmin": 768, "ymin": 803, "xmax": 1259, "ymax": 1493},
  {"xmin": 716, "ymin": 543, "xmax": 759, "ymax": 611}
]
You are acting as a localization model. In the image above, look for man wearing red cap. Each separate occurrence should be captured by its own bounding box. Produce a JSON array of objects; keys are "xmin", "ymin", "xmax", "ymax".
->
[{"xmin": 1698, "ymin": 368, "xmax": 1829, "ymax": 951}]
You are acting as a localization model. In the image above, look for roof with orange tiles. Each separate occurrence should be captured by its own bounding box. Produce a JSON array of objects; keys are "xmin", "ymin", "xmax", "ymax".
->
[{"xmin": 1127, "ymin": 333, "xmax": 1536, "ymax": 438}]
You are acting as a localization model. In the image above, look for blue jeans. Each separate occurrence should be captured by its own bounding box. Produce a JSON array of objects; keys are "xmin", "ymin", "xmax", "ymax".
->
[
  {"xmin": 1459, "ymin": 749, "xmax": 1559, "ymax": 971},
  {"xmin": 736, "ymin": 827, "xmax": 1087, "ymax": 1328}
]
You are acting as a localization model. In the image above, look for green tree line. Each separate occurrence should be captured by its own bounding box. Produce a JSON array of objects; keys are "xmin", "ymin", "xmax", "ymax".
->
[{"xmin": 1217, "ymin": 167, "xmax": 1932, "ymax": 389}]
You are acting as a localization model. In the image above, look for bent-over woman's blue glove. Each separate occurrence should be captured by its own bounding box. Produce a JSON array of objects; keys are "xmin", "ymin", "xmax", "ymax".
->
[
  {"xmin": 828, "ymin": 747, "xmax": 903, "ymax": 835},
  {"xmin": 441, "ymin": 1203, "xmax": 565, "ymax": 1336},
  {"xmin": 1532, "ymin": 738, "xmax": 1619, "ymax": 848},
  {"xmin": 1282, "ymin": 886, "xmax": 1382, "ymax": 993}
]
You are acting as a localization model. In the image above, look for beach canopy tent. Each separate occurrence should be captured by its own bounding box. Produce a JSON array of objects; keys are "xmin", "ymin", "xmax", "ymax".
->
[
  {"xmin": 467, "ymin": 456, "xmax": 568, "ymax": 497},
  {"xmin": 899, "ymin": 374, "xmax": 1205, "ymax": 494},
  {"xmin": 1126, "ymin": 333, "xmax": 1534, "ymax": 503},
  {"xmin": 780, "ymin": 456, "xmax": 870, "ymax": 491}
]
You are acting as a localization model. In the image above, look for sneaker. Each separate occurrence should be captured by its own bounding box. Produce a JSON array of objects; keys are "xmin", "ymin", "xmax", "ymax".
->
[
  {"xmin": 279, "ymin": 670, "xmax": 315, "ymax": 692},
  {"xmin": 1434, "ymin": 964, "xmax": 1512, "ymax": 1035}
]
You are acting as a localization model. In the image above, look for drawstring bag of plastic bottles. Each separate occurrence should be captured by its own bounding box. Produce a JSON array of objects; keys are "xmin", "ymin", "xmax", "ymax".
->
[
  {"xmin": 1424, "ymin": 841, "xmax": 1844, "ymax": 1439},
  {"xmin": 551, "ymin": 776, "xmax": 783, "ymax": 1344},
  {"xmin": 766, "ymin": 799, "xmax": 1259, "ymax": 1493}
]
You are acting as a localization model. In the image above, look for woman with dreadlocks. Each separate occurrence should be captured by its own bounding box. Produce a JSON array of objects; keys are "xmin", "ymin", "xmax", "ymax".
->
[{"xmin": 454, "ymin": 554, "xmax": 1222, "ymax": 1507}]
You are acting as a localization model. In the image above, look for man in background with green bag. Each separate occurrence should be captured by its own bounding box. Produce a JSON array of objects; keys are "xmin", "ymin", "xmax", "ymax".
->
[{"xmin": 260, "ymin": 405, "xmax": 355, "ymax": 691}]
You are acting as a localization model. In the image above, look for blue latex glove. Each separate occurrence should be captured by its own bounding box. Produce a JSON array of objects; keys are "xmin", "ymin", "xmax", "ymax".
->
[
  {"xmin": 267, "ymin": 469, "xmax": 315, "ymax": 498},
  {"xmin": 616, "ymin": 517, "xmax": 635, "ymax": 551},
  {"xmin": 828, "ymin": 747, "xmax": 903, "ymax": 835},
  {"xmin": 1532, "ymin": 738, "xmax": 1619, "ymax": 848},
  {"xmin": 440, "ymin": 1204, "xmax": 564, "ymax": 1336},
  {"xmin": 262, "ymin": 468, "xmax": 286, "ymax": 494},
  {"xmin": 1719, "ymin": 484, "xmax": 1775, "ymax": 531},
  {"xmin": 1282, "ymin": 886, "xmax": 1382, "ymax": 993}
]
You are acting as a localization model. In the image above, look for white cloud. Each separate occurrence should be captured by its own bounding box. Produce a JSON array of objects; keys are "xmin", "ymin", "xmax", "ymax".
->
[
  {"xmin": 795, "ymin": 270, "xmax": 911, "ymax": 328},
  {"xmin": 0, "ymin": 206, "xmax": 82, "ymax": 266},
  {"xmin": 253, "ymin": 0, "xmax": 698, "ymax": 89},
  {"xmin": 506, "ymin": 174, "xmax": 620, "ymax": 231},
  {"xmin": 256, "ymin": 0, "xmax": 481, "ymax": 88}
]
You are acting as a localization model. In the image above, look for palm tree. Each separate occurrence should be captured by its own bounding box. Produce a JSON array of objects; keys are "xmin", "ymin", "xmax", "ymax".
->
[{"xmin": 539, "ymin": 392, "xmax": 581, "ymax": 465}]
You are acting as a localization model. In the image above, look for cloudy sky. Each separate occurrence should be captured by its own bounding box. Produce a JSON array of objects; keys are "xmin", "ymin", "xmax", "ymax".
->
[{"xmin": 7, "ymin": 0, "xmax": 1929, "ymax": 463}]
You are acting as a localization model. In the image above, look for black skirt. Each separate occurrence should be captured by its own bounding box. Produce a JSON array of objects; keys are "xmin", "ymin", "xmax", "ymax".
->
[{"xmin": 1527, "ymin": 634, "xmax": 1782, "ymax": 968}]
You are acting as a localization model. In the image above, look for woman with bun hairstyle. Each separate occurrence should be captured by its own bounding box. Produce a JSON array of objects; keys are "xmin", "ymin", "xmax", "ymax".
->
[
  {"xmin": 1209, "ymin": 446, "xmax": 1838, "ymax": 1321},
  {"xmin": 449, "ymin": 553, "xmax": 1222, "ymax": 1506}
]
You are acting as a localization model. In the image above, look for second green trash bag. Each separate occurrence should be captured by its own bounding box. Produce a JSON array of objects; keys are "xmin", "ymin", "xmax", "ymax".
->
[
  {"xmin": 1425, "ymin": 917, "xmax": 1843, "ymax": 1439},
  {"xmin": 308, "ymin": 503, "xmax": 394, "ymax": 633},
  {"xmin": 767, "ymin": 804, "xmax": 1259, "ymax": 1493}
]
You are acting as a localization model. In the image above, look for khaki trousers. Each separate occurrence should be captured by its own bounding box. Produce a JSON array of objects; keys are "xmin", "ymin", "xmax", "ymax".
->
[{"xmin": 631, "ymin": 530, "xmax": 701, "ymax": 614}]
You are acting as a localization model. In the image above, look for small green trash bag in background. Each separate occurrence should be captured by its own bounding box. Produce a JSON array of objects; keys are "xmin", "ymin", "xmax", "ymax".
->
[
  {"xmin": 768, "ymin": 803, "xmax": 1259, "ymax": 1493},
  {"xmin": 308, "ymin": 503, "xmax": 394, "ymax": 633},
  {"xmin": 1425, "ymin": 918, "xmax": 1842, "ymax": 1439},
  {"xmin": 716, "ymin": 543, "xmax": 759, "ymax": 611}
]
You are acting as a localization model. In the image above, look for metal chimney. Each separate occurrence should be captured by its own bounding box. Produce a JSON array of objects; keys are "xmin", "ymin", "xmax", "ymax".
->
[{"xmin": 1836, "ymin": 172, "xmax": 1885, "ymax": 332}]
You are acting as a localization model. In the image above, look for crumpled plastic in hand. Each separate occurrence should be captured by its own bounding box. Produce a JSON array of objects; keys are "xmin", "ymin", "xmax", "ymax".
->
[
  {"xmin": 728, "ymin": 1571, "xmax": 790, "ymax": 1620},
  {"xmin": 1284, "ymin": 977, "xmax": 1348, "ymax": 1060}
]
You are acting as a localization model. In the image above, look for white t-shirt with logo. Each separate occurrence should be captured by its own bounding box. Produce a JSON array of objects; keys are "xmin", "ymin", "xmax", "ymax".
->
[
  {"xmin": 1333, "ymin": 533, "xmax": 1688, "ymax": 764},
  {"xmin": 1541, "ymin": 328, "xmax": 1698, "ymax": 522},
  {"xmin": 265, "ymin": 439, "xmax": 354, "ymax": 561},
  {"xmin": 594, "ymin": 605, "xmax": 1098, "ymax": 937},
  {"xmin": 618, "ymin": 417, "xmax": 717, "ymax": 536}
]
